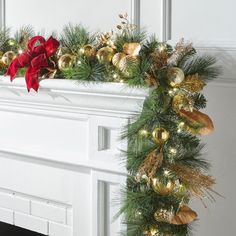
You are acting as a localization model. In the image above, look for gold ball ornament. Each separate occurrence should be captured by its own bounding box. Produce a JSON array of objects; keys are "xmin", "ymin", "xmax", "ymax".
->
[
  {"xmin": 152, "ymin": 178, "xmax": 175, "ymax": 196},
  {"xmin": 172, "ymin": 94, "xmax": 194, "ymax": 113},
  {"xmin": 96, "ymin": 46, "xmax": 115, "ymax": 63},
  {"xmin": 2, "ymin": 51, "xmax": 16, "ymax": 66},
  {"xmin": 167, "ymin": 67, "xmax": 185, "ymax": 87},
  {"xmin": 80, "ymin": 44, "xmax": 96, "ymax": 58},
  {"xmin": 152, "ymin": 127, "xmax": 170, "ymax": 144},
  {"xmin": 58, "ymin": 54, "xmax": 76, "ymax": 71}
]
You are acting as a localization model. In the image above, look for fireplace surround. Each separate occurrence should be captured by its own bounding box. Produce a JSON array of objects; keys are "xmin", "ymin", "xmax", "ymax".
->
[{"xmin": 0, "ymin": 76, "xmax": 148, "ymax": 236}]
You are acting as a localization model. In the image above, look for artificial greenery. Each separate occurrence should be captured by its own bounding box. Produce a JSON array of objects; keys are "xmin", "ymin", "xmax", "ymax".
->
[{"xmin": 0, "ymin": 17, "xmax": 220, "ymax": 236}]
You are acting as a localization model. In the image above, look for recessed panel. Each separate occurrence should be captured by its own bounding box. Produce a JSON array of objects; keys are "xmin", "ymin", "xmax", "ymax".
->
[
  {"xmin": 172, "ymin": 0, "xmax": 236, "ymax": 43},
  {"xmin": 5, "ymin": 0, "xmax": 131, "ymax": 33},
  {"xmin": 0, "ymin": 110, "xmax": 88, "ymax": 164},
  {"xmin": 140, "ymin": 0, "xmax": 162, "ymax": 36}
]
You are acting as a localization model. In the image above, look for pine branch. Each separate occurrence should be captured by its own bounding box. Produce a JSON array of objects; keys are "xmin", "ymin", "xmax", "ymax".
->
[
  {"xmin": 60, "ymin": 24, "xmax": 96, "ymax": 55},
  {"xmin": 181, "ymin": 55, "xmax": 221, "ymax": 81}
]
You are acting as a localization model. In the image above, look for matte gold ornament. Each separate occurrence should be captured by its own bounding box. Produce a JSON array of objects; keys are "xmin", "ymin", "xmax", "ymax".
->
[
  {"xmin": 179, "ymin": 109, "xmax": 214, "ymax": 135},
  {"xmin": 152, "ymin": 127, "xmax": 170, "ymax": 144},
  {"xmin": 172, "ymin": 94, "xmax": 194, "ymax": 113},
  {"xmin": 181, "ymin": 74, "xmax": 206, "ymax": 93},
  {"xmin": 167, "ymin": 67, "xmax": 185, "ymax": 87},
  {"xmin": 112, "ymin": 52, "xmax": 126, "ymax": 67},
  {"xmin": 152, "ymin": 178, "xmax": 175, "ymax": 196},
  {"xmin": 2, "ymin": 51, "xmax": 16, "ymax": 66},
  {"xmin": 123, "ymin": 42, "xmax": 141, "ymax": 56},
  {"xmin": 170, "ymin": 205, "xmax": 198, "ymax": 225},
  {"xmin": 58, "ymin": 54, "xmax": 76, "ymax": 70},
  {"xmin": 154, "ymin": 208, "xmax": 174, "ymax": 223},
  {"xmin": 96, "ymin": 46, "xmax": 115, "ymax": 63},
  {"xmin": 80, "ymin": 44, "xmax": 97, "ymax": 58},
  {"xmin": 118, "ymin": 55, "xmax": 140, "ymax": 72}
]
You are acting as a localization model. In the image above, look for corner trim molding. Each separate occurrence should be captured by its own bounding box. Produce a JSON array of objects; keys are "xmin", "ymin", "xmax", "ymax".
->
[
  {"xmin": 130, "ymin": 0, "xmax": 140, "ymax": 29},
  {"xmin": 0, "ymin": 0, "xmax": 5, "ymax": 30},
  {"xmin": 161, "ymin": 0, "xmax": 172, "ymax": 42}
]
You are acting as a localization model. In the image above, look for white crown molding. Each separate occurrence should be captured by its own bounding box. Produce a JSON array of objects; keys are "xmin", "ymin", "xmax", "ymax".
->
[
  {"xmin": 161, "ymin": 0, "xmax": 172, "ymax": 42},
  {"xmin": 0, "ymin": 0, "xmax": 5, "ymax": 30},
  {"xmin": 130, "ymin": 0, "xmax": 140, "ymax": 29}
]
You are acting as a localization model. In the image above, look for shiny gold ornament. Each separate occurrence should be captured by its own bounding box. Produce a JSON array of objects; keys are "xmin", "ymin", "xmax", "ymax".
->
[
  {"xmin": 179, "ymin": 109, "xmax": 214, "ymax": 135},
  {"xmin": 154, "ymin": 208, "xmax": 174, "ymax": 223},
  {"xmin": 96, "ymin": 46, "xmax": 115, "ymax": 63},
  {"xmin": 2, "ymin": 51, "xmax": 16, "ymax": 66},
  {"xmin": 80, "ymin": 44, "xmax": 97, "ymax": 58},
  {"xmin": 170, "ymin": 205, "xmax": 198, "ymax": 225},
  {"xmin": 123, "ymin": 42, "xmax": 141, "ymax": 56},
  {"xmin": 172, "ymin": 94, "xmax": 194, "ymax": 113},
  {"xmin": 152, "ymin": 127, "xmax": 170, "ymax": 144},
  {"xmin": 181, "ymin": 74, "xmax": 206, "ymax": 93},
  {"xmin": 152, "ymin": 178, "xmax": 175, "ymax": 195},
  {"xmin": 167, "ymin": 67, "xmax": 185, "ymax": 87},
  {"xmin": 58, "ymin": 54, "xmax": 76, "ymax": 70},
  {"xmin": 138, "ymin": 149, "xmax": 163, "ymax": 178}
]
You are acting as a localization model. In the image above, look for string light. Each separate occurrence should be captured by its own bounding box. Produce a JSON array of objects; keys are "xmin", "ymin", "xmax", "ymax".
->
[
  {"xmin": 79, "ymin": 48, "xmax": 85, "ymax": 54},
  {"xmin": 139, "ymin": 129, "xmax": 149, "ymax": 137},
  {"xmin": 164, "ymin": 170, "xmax": 170, "ymax": 176},
  {"xmin": 169, "ymin": 148, "xmax": 177, "ymax": 155},
  {"xmin": 77, "ymin": 60, "xmax": 82, "ymax": 65},
  {"xmin": 119, "ymin": 79, "xmax": 124, "ymax": 83},
  {"xmin": 177, "ymin": 121, "xmax": 185, "ymax": 133},
  {"xmin": 112, "ymin": 73, "xmax": 118, "ymax": 79},
  {"xmin": 18, "ymin": 49, "xmax": 23, "ymax": 54},
  {"xmin": 8, "ymin": 40, "xmax": 15, "ymax": 46}
]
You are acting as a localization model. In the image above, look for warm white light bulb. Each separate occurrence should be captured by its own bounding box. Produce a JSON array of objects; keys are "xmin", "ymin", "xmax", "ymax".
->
[
  {"xmin": 77, "ymin": 60, "xmax": 82, "ymax": 65},
  {"xmin": 18, "ymin": 49, "xmax": 23, "ymax": 54},
  {"xmin": 164, "ymin": 170, "xmax": 170, "ymax": 176},
  {"xmin": 113, "ymin": 73, "xmax": 118, "ymax": 79},
  {"xmin": 169, "ymin": 148, "xmax": 177, "ymax": 155}
]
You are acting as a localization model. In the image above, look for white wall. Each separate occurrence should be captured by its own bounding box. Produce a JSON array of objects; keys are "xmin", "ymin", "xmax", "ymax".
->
[{"xmin": 2, "ymin": 0, "xmax": 236, "ymax": 235}]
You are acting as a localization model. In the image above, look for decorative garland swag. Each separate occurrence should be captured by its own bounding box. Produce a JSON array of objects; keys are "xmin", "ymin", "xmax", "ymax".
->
[{"xmin": 0, "ymin": 14, "xmax": 220, "ymax": 236}]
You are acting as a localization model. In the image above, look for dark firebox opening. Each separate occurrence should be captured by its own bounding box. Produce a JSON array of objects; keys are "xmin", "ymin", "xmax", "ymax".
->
[{"xmin": 0, "ymin": 221, "xmax": 46, "ymax": 236}]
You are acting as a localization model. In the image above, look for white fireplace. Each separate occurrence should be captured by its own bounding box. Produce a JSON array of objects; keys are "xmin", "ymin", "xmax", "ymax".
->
[{"xmin": 0, "ymin": 76, "xmax": 148, "ymax": 236}]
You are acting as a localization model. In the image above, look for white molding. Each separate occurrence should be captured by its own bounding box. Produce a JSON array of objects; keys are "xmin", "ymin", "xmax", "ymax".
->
[
  {"xmin": 130, "ymin": 0, "xmax": 140, "ymax": 29},
  {"xmin": 0, "ymin": 0, "xmax": 5, "ymax": 30},
  {"xmin": 161, "ymin": 0, "xmax": 172, "ymax": 42},
  {"xmin": 0, "ymin": 77, "xmax": 149, "ymax": 117}
]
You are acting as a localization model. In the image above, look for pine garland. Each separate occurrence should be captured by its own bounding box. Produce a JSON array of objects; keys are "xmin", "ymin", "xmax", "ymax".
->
[{"xmin": 0, "ymin": 15, "xmax": 221, "ymax": 235}]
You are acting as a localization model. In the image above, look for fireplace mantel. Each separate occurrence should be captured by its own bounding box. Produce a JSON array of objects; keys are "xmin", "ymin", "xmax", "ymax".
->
[{"xmin": 0, "ymin": 76, "xmax": 149, "ymax": 236}]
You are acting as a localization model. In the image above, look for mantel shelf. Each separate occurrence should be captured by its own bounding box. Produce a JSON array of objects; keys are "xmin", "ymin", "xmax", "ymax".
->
[{"xmin": 0, "ymin": 76, "xmax": 149, "ymax": 117}]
